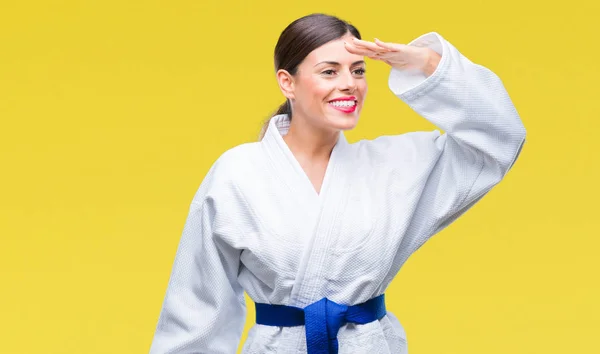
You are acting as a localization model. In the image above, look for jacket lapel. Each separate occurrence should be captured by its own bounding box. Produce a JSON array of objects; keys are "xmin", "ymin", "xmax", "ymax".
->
[{"xmin": 261, "ymin": 114, "xmax": 352, "ymax": 306}]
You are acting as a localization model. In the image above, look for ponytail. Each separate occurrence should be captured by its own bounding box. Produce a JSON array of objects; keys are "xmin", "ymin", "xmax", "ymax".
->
[{"xmin": 258, "ymin": 99, "xmax": 292, "ymax": 140}]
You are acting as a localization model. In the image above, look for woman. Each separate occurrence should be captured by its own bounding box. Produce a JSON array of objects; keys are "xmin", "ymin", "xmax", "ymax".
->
[{"xmin": 149, "ymin": 13, "xmax": 526, "ymax": 354}]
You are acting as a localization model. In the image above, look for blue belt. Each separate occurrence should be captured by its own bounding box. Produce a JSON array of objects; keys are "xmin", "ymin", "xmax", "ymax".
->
[{"xmin": 255, "ymin": 294, "xmax": 386, "ymax": 354}]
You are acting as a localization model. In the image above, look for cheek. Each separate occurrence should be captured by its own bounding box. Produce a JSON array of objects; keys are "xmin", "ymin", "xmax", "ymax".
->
[
  {"xmin": 359, "ymin": 81, "xmax": 368, "ymax": 98},
  {"xmin": 303, "ymin": 79, "xmax": 334, "ymax": 105}
]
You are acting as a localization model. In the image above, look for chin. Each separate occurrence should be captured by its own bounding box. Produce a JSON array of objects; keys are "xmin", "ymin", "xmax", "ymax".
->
[
  {"xmin": 322, "ymin": 105, "xmax": 361, "ymax": 131},
  {"xmin": 340, "ymin": 119, "xmax": 359, "ymax": 131},
  {"xmin": 328, "ymin": 115, "xmax": 359, "ymax": 131},
  {"xmin": 328, "ymin": 112, "xmax": 360, "ymax": 130}
]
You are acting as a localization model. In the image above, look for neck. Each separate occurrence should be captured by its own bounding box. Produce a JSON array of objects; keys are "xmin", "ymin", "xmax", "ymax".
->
[{"xmin": 282, "ymin": 116, "xmax": 339, "ymax": 161}]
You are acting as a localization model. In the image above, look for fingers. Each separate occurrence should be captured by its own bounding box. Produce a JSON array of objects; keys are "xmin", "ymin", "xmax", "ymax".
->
[
  {"xmin": 376, "ymin": 39, "xmax": 408, "ymax": 52},
  {"xmin": 351, "ymin": 38, "xmax": 388, "ymax": 53},
  {"xmin": 373, "ymin": 38, "xmax": 401, "ymax": 51},
  {"xmin": 366, "ymin": 54, "xmax": 385, "ymax": 61},
  {"xmin": 344, "ymin": 41, "xmax": 382, "ymax": 57},
  {"xmin": 373, "ymin": 51, "xmax": 396, "ymax": 59},
  {"xmin": 343, "ymin": 39, "xmax": 395, "ymax": 62},
  {"xmin": 352, "ymin": 37, "xmax": 399, "ymax": 53}
]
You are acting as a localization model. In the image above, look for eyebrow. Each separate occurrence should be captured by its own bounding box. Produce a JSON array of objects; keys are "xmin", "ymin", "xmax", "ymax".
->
[{"xmin": 314, "ymin": 60, "xmax": 366, "ymax": 67}]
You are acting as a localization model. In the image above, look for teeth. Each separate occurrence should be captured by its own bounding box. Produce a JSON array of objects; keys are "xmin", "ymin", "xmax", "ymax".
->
[{"xmin": 330, "ymin": 100, "xmax": 356, "ymax": 107}]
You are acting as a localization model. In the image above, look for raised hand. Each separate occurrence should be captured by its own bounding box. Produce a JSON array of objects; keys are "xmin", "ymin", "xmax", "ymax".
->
[{"xmin": 344, "ymin": 37, "xmax": 441, "ymax": 76}]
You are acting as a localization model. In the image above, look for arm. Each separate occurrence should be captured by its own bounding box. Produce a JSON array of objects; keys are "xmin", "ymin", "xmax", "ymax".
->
[
  {"xmin": 149, "ymin": 181, "xmax": 246, "ymax": 353},
  {"xmin": 389, "ymin": 32, "xmax": 527, "ymax": 257}
]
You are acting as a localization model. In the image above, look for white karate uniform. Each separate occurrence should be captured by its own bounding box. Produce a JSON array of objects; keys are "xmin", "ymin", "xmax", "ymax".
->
[{"xmin": 148, "ymin": 32, "xmax": 526, "ymax": 354}]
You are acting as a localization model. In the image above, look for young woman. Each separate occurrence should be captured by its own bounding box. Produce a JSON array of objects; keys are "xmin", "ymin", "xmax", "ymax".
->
[{"xmin": 149, "ymin": 13, "xmax": 526, "ymax": 354}]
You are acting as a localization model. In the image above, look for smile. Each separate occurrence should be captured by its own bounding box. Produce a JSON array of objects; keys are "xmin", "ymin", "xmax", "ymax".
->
[
  {"xmin": 329, "ymin": 100, "xmax": 356, "ymax": 107},
  {"xmin": 328, "ymin": 99, "xmax": 357, "ymax": 113}
]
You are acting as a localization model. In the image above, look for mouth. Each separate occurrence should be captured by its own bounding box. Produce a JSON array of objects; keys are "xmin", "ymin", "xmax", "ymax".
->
[{"xmin": 328, "ymin": 96, "xmax": 358, "ymax": 113}]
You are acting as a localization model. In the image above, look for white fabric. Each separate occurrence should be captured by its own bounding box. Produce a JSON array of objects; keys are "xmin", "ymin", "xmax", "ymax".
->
[{"xmin": 149, "ymin": 32, "xmax": 526, "ymax": 354}]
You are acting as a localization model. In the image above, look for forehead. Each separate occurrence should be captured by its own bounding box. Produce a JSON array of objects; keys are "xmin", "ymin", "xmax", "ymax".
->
[{"xmin": 303, "ymin": 34, "xmax": 364, "ymax": 65}]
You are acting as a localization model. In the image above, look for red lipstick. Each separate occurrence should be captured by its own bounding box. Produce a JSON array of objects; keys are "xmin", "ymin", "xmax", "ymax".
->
[
  {"xmin": 328, "ymin": 96, "xmax": 357, "ymax": 102},
  {"xmin": 328, "ymin": 96, "xmax": 358, "ymax": 113}
]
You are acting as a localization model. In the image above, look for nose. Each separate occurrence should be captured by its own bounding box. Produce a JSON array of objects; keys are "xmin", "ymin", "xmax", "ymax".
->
[{"xmin": 339, "ymin": 71, "xmax": 356, "ymax": 93}]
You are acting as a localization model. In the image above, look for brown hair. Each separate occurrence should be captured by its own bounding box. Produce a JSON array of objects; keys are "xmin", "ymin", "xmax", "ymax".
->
[{"xmin": 258, "ymin": 13, "xmax": 361, "ymax": 140}]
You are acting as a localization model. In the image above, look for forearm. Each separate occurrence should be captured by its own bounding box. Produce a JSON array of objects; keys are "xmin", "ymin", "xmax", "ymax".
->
[{"xmin": 389, "ymin": 32, "xmax": 526, "ymax": 178}]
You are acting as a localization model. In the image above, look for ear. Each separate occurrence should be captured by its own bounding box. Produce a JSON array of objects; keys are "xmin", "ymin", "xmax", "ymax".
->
[{"xmin": 276, "ymin": 69, "xmax": 295, "ymax": 100}]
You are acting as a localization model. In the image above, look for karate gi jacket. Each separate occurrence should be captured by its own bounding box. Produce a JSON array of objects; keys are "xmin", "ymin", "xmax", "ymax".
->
[{"xmin": 149, "ymin": 31, "xmax": 527, "ymax": 354}]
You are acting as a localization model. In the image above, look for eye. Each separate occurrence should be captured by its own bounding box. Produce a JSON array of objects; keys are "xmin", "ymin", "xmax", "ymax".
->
[
  {"xmin": 322, "ymin": 69, "xmax": 336, "ymax": 76},
  {"xmin": 353, "ymin": 68, "xmax": 366, "ymax": 75}
]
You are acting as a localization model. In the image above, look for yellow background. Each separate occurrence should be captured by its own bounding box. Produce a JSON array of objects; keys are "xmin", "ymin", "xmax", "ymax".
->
[{"xmin": 1, "ymin": 0, "xmax": 598, "ymax": 353}]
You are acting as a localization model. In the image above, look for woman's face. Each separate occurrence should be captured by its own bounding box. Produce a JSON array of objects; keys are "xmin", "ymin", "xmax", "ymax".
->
[{"xmin": 282, "ymin": 33, "xmax": 368, "ymax": 132}]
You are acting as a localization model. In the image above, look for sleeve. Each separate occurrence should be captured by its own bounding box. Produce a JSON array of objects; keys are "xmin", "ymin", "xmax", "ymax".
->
[
  {"xmin": 389, "ymin": 32, "xmax": 527, "ymax": 259},
  {"xmin": 149, "ymin": 182, "xmax": 247, "ymax": 353}
]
